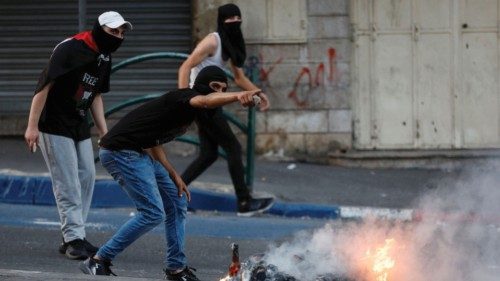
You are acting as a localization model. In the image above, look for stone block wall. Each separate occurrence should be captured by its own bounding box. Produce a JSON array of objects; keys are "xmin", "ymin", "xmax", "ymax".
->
[{"xmin": 193, "ymin": 0, "xmax": 353, "ymax": 161}]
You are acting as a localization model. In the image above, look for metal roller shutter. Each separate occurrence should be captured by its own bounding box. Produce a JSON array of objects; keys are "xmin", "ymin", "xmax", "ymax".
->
[{"xmin": 0, "ymin": 0, "xmax": 191, "ymax": 116}]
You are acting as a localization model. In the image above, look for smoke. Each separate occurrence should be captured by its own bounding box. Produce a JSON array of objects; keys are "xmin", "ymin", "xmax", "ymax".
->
[{"xmin": 262, "ymin": 163, "xmax": 500, "ymax": 281}]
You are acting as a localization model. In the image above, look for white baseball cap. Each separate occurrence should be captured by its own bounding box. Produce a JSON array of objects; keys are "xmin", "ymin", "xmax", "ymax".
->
[{"xmin": 98, "ymin": 11, "xmax": 133, "ymax": 30}]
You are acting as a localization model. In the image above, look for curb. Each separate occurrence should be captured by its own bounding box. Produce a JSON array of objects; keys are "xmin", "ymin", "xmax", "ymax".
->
[{"xmin": 0, "ymin": 174, "xmax": 341, "ymax": 220}]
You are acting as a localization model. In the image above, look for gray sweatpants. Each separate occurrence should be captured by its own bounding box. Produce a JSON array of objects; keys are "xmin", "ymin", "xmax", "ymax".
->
[{"xmin": 39, "ymin": 132, "xmax": 95, "ymax": 243}]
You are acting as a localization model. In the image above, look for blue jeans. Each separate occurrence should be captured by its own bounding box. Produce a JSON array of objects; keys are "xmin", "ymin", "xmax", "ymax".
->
[{"xmin": 97, "ymin": 148, "xmax": 187, "ymax": 271}]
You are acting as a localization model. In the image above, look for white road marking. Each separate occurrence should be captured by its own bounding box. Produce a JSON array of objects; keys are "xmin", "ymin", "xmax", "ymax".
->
[{"xmin": 340, "ymin": 206, "xmax": 414, "ymax": 221}]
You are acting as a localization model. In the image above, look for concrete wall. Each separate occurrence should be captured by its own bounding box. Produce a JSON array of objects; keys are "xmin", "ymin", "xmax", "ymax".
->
[
  {"xmin": 3, "ymin": 1, "xmax": 353, "ymax": 164},
  {"xmin": 193, "ymin": 0, "xmax": 352, "ymax": 161}
]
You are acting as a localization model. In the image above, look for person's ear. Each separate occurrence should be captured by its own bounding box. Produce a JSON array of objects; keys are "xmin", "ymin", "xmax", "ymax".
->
[{"xmin": 208, "ymin": 82, "xmax": 218, "ymax": 92}]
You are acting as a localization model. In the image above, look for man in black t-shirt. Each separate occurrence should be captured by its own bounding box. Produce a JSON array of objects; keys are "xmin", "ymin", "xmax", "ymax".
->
[
  {"xmin": 24, "ymin": 11, "xmax": 132, "ymax": 260},
  {"xmin": 79, "ymin": 66, "xmax": 263, "ymax": 280}
]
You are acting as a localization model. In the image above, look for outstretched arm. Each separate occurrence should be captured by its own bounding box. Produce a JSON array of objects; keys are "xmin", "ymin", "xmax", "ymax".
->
[
  {"xmin": 229, "ymin": 61, "xmax": 270, "ymax": 111},
  {"xmin": 189, "ymin": 89, "xmax": 262, "ymax": 109}
]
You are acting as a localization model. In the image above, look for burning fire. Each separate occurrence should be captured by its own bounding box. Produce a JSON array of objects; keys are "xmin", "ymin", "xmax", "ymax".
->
[
  {"xmin": 362, "ymin": 238, "xmax": 397, "ymax": 281},
  {"xmin": 219, "ymin": 235, "xmax": 402, "ymax": 281}
]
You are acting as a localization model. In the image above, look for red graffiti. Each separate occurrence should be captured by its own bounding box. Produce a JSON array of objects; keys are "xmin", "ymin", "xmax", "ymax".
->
[
  {"xmin": 289, "ymin": 67, "xmax": 312, "ymax": 107},
  {"xmin": 259, "ymin": 54, "xmax": 283, "ymax": 83},
  {"xmin": 244, "ymin": 53, "xmax": 282, "ymax": 95},
  {"xmin": 288, "ymin": 48, "xmax": 337, "ymax": 108},
  {"xmin": 328, "ymin": 48, "xmax": 336, "ymax": 82},
  {"xmin": 315, "ymin": 63, "xmax": 325, "ymax": 86}
]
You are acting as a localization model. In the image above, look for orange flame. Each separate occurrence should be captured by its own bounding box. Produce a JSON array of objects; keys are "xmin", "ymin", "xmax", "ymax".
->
[{"xmin": 363, "ymin": 238, "xmax": 396, "ymax": 281}]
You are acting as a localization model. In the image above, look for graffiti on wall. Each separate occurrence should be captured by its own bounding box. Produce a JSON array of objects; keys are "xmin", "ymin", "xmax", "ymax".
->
[
  {"xmin": 244, "ymin": 47, "xmax": 340, "ymax": 108},
  {"xmin": 244, "ymin": 54, "xmax": 283, "ymax": 90},
  {"xmin": 288, "ymin": 48, "xmax": 337, "ymax": 108}
]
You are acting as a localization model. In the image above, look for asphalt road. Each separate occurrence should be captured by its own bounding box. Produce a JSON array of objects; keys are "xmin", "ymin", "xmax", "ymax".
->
[
  {"xmin": 0, "ymin": 203, "xmax": 329, "ymax": 280},
  {"xmin": 2, "ymin": 202, "xmax": 500, "ymax": 281},
  {"xmin": 3, "ymin": 137, "xmax": 500, "ymax": 281}
]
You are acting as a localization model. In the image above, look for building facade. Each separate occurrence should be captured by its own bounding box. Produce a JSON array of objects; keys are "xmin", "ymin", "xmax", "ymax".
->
[
  {"xmin": 195, "ymin": 0, "xmax": 500, "ymax": 160},
  {"xmin": 2, "ymin": 0, "xmax": 500, "ymax": 162},
  {"xmin": 194, "ymin": 0, "xmax": 352, "ymax": 160}
]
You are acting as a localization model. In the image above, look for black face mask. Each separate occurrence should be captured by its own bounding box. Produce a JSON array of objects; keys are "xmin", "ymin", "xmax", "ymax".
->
[
  {"xmin": 223, "ymin": 21, "xmax": 243, "ymax": 39},
  {"xmin": 217, "ymin": 4, "xmax": 246, "ymax": 67},
  {"xmin": 92, "ymin": 21, "xmax": 123, "ymax": 54},
  {"xmin": 193, "ymin": 66, "xmax": 227, "ymax": 118},
  {"xmin": 193, "ymin": 65, "xmax": 228, "ymax": 95},
  {"xmin": 192, "ymin": 84, "xmax": 213, "ymax": 95}
]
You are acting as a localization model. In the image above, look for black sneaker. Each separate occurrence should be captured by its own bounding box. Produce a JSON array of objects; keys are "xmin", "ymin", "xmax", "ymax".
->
[
  {"xmin": 58, "ymin": 238, "xmax": 68, "ymax": 255},
  {"xmin": 59, "ymin": 238, "xmax": 98, "ymax": 256},
  {"xmin": 237, "ymin": 197, "xmax": 275, "ymax": 217},
  {"xmin": 164, "ymin": 267, "xmax": 200, "ymax": 281},
  {"xmin": 83, "ymin": 238, "xmax": 99, "ymax": 255},
  {"xmin": 79, "ymin": 257, "xmax": 117, "ymax": 276},
  {"xmin": 65, "ymin": 239, "xmax": 89, "ymax": 260}
]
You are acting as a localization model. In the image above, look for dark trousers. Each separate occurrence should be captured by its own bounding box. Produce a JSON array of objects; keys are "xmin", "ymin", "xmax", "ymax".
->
[{"xmin": 181, "ymin": 108, "xmax": 251, "ymax": 202}]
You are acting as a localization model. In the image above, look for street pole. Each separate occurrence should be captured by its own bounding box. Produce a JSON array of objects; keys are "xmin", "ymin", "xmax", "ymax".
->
[{"xmin": 78, "ymin": 0, "xmax": 87, "ymax": 32}]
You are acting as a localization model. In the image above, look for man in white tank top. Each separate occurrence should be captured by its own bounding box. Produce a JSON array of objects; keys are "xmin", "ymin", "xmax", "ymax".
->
[{"xmin": 178, "ymin": 3, "xmax": 274, "ymax": 217}]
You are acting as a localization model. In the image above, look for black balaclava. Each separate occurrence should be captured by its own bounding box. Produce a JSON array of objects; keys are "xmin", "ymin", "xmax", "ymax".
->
[
  {"xmin": 217, "ymin": 4, "xmax": 246, "ymax": 67},
  {"xmin": 92, "ymin": 21, "xmax": 123, "ymax": 54},
  {"xmin": 193, "ymin": 65, "xmax": 228, "ymax": 95}
]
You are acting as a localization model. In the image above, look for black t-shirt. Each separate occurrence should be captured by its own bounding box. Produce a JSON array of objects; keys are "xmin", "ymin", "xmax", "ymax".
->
[
  {"xmin": 38, "ymin": 37, "xmax": 111, "ymax": 141},
  {"xmin": 100, "ymin": 89, "xmax": 200, "ymax": 152}
]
